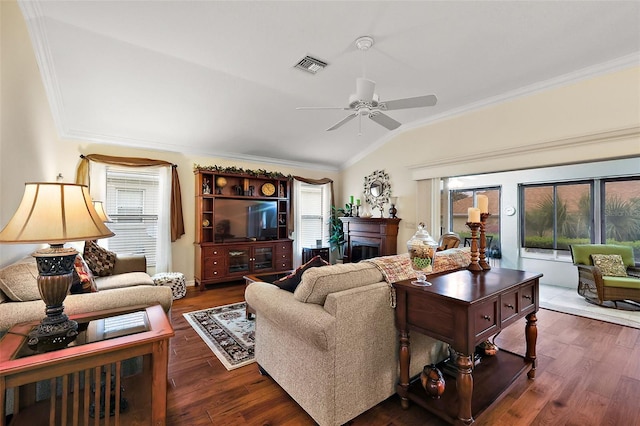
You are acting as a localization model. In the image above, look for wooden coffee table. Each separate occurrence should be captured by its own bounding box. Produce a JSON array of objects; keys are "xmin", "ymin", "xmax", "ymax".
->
[
  {"xmin": 244, "ymin": 270, "xmax": 293, "ymax": 318},
  {"xmin": 0, "ymin": 304, "xmax": 174, "ymax": 426}
]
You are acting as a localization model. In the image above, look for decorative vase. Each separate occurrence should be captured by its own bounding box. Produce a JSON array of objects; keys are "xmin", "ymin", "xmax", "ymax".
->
[
  {"xmin": 407, "ymin": 223, "xmax": 438, "ymax": 273},
  {"xmin": 420, "ymin": 364, "xmax": 445, "ymax": 398}
]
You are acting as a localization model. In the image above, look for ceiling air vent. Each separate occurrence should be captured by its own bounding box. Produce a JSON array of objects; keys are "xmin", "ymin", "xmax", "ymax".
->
[{"xmin": 294, "ymin": 56, "xmax": 328, "ymax": 74}]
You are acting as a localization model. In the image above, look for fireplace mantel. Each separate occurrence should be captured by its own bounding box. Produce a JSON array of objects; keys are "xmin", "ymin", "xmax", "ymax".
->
[{"xmin": 340, "ymin": 217, "xmax": 401, "ymax": 263}]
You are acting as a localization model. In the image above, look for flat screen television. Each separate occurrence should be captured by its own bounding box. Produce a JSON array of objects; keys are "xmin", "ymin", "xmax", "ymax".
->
[{"xmin": 214, "ymin": 199, "xmax": 278, "ymax": 243}]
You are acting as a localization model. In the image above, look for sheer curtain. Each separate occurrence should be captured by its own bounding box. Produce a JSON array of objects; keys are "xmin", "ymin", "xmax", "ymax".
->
[
  {"xmin": 292, "ymin": 179, "xmax": 333, "ymax": 268},
  {"xmin": 156, "ymin": 166, "xmax": 172, "ymax": 272},
  {"xmin": 292, "ymin": 179, "xmax": 303, "ymax": 268}
]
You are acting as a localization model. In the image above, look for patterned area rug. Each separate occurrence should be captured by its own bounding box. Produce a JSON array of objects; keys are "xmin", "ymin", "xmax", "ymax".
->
[{"xmin": 183, "ymin": 302, "xmax": 255, "ymax": 370}]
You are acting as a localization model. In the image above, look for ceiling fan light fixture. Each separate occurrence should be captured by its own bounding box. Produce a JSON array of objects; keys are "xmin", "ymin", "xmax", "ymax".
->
[{"xmin": 355, "ymin": 36, "xmax": 374, "ymax": 51}]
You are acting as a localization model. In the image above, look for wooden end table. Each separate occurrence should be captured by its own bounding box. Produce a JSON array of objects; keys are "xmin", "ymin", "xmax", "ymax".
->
[
  {"xmin": 394, "ymin": 268, "xmax": 541, "ymax": 425},
  {"xmin": 244, "ymin": 270, "xmax": 293, "ymax": 318},
  {"xmin": 0, "ymin": 305, "xmax": 174, "ymax": 426}
]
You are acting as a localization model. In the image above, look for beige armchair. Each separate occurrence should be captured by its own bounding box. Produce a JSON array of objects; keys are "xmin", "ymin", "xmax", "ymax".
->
[{"xmin": 570, "ymin": 244, "xmax": 640, "ymax": 306}]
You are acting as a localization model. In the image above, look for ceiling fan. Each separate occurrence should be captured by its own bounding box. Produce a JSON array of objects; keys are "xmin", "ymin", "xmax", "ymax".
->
[{"xmin": 297, "ymin": 36, "xmax": 437, "ymax": 132}]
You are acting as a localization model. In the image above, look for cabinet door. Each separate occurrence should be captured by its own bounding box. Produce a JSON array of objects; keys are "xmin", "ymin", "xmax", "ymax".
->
[
  {"xmin": 253, "ymin": 246, "xmax": 274, "ymax": 272},
  {"xmin": 227, "ymin": 247, "xmax": 250, "ymax": 274}
]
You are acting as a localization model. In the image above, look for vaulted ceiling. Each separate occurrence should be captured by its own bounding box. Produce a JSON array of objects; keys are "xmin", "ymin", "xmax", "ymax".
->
[{"xmin": 19, "ymin": 1, "xmax": 640, "ymax": 170}]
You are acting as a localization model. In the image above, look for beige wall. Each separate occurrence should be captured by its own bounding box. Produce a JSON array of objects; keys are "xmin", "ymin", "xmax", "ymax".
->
[{"xmin": 341, "ymin": 66, "xmax": 640, "ymax": 252}]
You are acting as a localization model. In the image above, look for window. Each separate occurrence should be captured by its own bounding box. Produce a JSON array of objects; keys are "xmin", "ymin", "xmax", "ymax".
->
[
  {"xmin": 602, "ymin": 177, "xmax": 640, "ymax": 247},
  {"xmin": 521, "ymin": 177, "xmax": 639, "ymax": 259},
  {"xmin": 449, "ymin": 187, "xmax": 501, "ymax": 252},
  {"xmin": 298, "ymin": 183, "xmax": 326, "ymax": 247},
  {"xmin": 521, "ymin": 182, "xmax": 592, "ymax": 251},
  {"xmin": 105, "ymin": 166, "xmax": 160, "ymax": 266}
]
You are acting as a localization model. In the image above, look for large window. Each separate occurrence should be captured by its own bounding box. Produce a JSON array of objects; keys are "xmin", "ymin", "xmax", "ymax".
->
[
  {"xmin": 521, "ymin": 182, "xmax": 592, "ymax": 250},
  {"xmin": 521, "ymin": 177, "xmax": 639, "ymax": 259},
  {"xmin": 105, "ymin": 166, "xmax": 160, "ymax": 266},
  {"xmin": 298, "ymin": 183, "xmax": 327, "ymax": 248}
]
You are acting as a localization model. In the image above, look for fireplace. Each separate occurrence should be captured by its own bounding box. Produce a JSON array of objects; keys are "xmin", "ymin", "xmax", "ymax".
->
[
  {"xmin": 351, "ymin": 242, "xmax": 380, "ymax": 263},
  {"xmin": 340, "ymin": 217, "xmax": 401, "ymax": 263}
]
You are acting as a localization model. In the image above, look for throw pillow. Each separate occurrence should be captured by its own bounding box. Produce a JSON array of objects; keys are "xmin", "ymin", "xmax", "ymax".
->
[
  {"xmin": 273, "ymin": 255, "xmax": 329, "ymax": 292},
  {"xmin": 83, "ymin": 240, "xmax": 117, "ymax": 277},
  {"xmin": 70, "ymin": 255, "xmax": 98, "ymax": 294},
  {"xmin": 590, "ymin": 254, "xmax": 628, "ymax": 277},
  {"xmin": 0, "ymin": 257, "xmax": 41, "ymax": 302}
]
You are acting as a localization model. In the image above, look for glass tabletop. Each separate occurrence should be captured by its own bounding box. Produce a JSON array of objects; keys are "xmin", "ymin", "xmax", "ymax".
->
[{"xmin": 12, "ymin": 310, "xmax": 150, "ymax": 360}]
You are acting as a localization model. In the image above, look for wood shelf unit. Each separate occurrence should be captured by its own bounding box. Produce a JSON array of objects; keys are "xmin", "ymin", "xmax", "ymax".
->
[{"xmin": 194, "ymin": 169, "xmax": 293, "ymax": 290}]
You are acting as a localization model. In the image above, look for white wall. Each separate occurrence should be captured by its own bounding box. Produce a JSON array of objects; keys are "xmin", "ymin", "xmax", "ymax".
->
[{"xmin": 0, "ymin": 1, "xmax": 339, "ymax": 278}]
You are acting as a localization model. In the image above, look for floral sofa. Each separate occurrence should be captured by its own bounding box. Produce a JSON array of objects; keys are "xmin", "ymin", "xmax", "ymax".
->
[
  {"xmin": 0, "ymin": 253, "xmax": 173, "ymax": 334},
  {"xmin": 244, "ymin": 248, "xmax": 470, "ymax": 426}
]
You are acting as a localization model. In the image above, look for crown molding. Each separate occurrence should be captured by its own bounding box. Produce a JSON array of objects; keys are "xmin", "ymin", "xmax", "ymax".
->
[{"xmin": 341, "ymin": 54, "xmax": 639, "ymax": 170}]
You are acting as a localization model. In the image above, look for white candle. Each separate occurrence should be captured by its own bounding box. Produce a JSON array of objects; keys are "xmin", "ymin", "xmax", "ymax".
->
[
  {"xmin": 477, "ymin": 195, "xmax": 489, "ymax": 214},
  {"xmin": 468, "ymin": 207, "xmax": 481, "ymax": 223}
]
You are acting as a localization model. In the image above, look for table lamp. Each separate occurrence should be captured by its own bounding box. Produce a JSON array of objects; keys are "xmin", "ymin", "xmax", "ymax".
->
[
  {"xmin": 92, "ymin": 200, "xmax": 112, "ymax": 223},
  {"xmin": 0, "ymin": 183, "xmax": 114, "ymax": 351}
]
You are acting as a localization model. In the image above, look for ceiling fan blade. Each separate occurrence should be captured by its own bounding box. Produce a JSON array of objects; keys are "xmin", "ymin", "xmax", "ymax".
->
[
  {"xmin": 326, "ymin": 113, "xmax": 357, "ymax": 131},
  {"xmin": 296, "ymin": 106, "xmax": 351, "ymax": 110},
  {"xmin": 382, "ymin": 94, "xmax": 437, "ymax": 111},
  {"xmin": 369, "ymin": 111, "xmax": 401, "ymax": 130},
  {"xmin": 356, "ymin": 77, "xmax": 376, "ymax": 102}
]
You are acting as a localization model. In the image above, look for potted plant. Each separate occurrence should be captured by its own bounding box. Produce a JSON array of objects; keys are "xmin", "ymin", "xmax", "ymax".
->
[{"xmin": 329, "ymin": 205, "xmax": 347, "ymax": 263}]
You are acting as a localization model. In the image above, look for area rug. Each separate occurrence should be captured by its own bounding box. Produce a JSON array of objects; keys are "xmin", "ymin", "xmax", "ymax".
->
[{"xmin": 183, "ymin": 302, "xmax": 255, "ymax": 370}]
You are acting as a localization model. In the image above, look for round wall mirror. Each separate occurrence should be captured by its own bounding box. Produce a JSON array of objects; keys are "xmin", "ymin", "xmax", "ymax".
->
[{"xmin": 363, "ymin": 170, "xmax": 391, "ymax": 216}]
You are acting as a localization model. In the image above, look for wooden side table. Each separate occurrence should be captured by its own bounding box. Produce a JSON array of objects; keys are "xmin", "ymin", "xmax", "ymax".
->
[
  {"xmin": 394, "ymin": 268, "xmax": 541, "ymax": 425},
  {"xmin": 0, "ymin": 305, "xmax": 174, "ymax": 426}
]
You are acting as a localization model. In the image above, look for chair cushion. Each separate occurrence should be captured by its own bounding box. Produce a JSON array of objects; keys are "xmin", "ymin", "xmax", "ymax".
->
[
  {"xmin": 83, "ymin": 240, "xmax": 117, "ymax": 276},
  {"xmin": 273, "ymin": 255, "xmax": 329, "ymax": 292},
  {"xmin": 572, "ymin": 244, "xmax": 635, "ymax": 267},
  {"xmin": 602, "ymin": 276, "xmax": 640, "ymax": 289},
  {"xmin": 591, "ymin": 254, "xmax": 628, "ymax": 277},
  {"xmin": 294, "ymin": 262, "xmax": 383, "ymax": 305}
]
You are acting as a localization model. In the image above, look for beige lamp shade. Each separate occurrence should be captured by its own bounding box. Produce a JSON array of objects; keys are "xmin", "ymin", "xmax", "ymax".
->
[
  {"xmin": 92, "ymin": 200, "xmax": 112, "ymax": 223},
  {"xmin": 0, "ymin": 183, "xmax": 114, "ymax": 244}
]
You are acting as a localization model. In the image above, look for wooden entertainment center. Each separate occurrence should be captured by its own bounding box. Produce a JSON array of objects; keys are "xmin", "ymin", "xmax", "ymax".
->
[{"xmin": 194, "ymin": 167, "xmax": 293, "ymax": 290}]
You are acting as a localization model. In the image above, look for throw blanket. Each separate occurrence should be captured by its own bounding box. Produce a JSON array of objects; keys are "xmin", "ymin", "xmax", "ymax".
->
[{"xmin": 364, "ymin": 248, "xmax": 472, "ymax": 308}]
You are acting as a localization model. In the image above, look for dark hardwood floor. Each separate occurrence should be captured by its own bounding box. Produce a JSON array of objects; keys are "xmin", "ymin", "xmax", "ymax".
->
[{"xmin": 167, "ymin": 284, "xmax": 640, "ymax": 426}]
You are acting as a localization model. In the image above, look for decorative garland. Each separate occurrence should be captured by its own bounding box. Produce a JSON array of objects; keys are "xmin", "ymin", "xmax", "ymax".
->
[{"xmin": 193, "ymin": 164, "xmax": 292, "ymax": 179}]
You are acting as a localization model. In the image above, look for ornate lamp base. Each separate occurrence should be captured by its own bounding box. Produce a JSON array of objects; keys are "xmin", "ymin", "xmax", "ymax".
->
[{"xmin": 28, "ymin": 246, "xmax": 79, "ymax": 352}]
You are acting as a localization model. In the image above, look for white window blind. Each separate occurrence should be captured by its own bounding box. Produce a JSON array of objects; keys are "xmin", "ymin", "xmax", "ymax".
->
[
  {"xmin": 105, "ymin": 166, "xmax": 160, "ymax": 266},
  {"xmin": 299, "ymin": 184, "xmax": 324, "ymax": 247}
]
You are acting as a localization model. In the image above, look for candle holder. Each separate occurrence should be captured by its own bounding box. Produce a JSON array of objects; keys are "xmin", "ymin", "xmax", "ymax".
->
[
  {"xmin": 465, "ymin": 222, "xmax": 483, "ymax": 271},
  {"xmin": 354, "ymin": 205, "xmax": 361, "ymax": 217},
  {"xmin": 479, "ymin": 213, "xmax": 491, "ymax": 270}
]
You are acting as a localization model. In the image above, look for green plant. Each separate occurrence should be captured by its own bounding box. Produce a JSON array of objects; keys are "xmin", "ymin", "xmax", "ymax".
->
[{"xmin": 329, "ymin": 205, "xmax": 346, "ymax": 260}]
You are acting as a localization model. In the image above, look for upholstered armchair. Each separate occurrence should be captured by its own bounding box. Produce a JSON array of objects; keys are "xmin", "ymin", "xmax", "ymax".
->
[{"xmin": 570, "ymin": 244, "xmax": 640, "ymax": 306}]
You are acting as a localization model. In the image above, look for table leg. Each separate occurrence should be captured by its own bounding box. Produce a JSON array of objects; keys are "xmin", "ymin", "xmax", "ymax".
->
[
  {"xmin": 525, "ymin": 311, "xmax": 538, "ymax": 379},
  {"xmin": 151, "ymin": 339, "xmax": 169, "ymax": 425},
  {"xmin": 398, "ymin": 329, "xmax": 411, "ymax": 409},
  {"xmin": 455, "ymin": 352, "xmax": 474, "ymax": 425}
]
